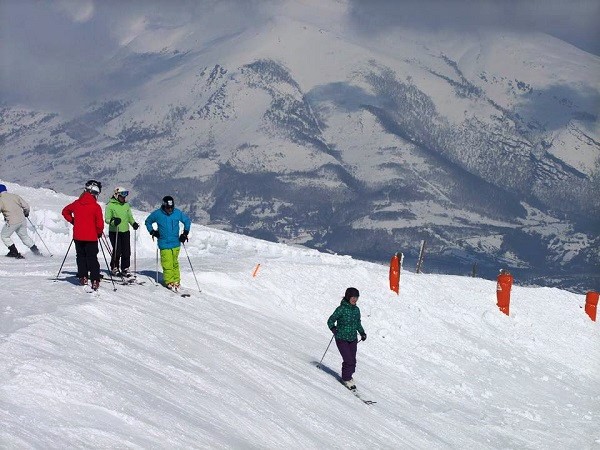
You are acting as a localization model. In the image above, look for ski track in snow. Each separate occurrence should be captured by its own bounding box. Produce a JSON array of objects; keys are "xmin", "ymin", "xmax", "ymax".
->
[{"xmin": 0, "ymin": 182, "xmax": 599, "ymax": 448}]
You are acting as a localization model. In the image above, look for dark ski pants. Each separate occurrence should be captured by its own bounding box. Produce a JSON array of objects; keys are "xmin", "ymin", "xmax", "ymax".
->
[
  {"xmin": 335, "ymin": 338, "xmax": 358, "ymax": 381},
  {"xmin": 108, "ymin": 230, "xmax": 131, "ymax": 271},
  {"xmin": 74, "ymin": 240, "xmax": 101, "ymax": 281}
]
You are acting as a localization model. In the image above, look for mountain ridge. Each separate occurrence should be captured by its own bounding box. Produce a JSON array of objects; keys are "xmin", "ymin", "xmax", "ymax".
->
[{"xmin": 1, "ymin": 6, "xmax": 598, "ymax": 292}]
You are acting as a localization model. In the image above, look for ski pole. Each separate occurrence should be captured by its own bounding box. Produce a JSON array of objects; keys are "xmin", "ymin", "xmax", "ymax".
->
[
  {"xmin": 100, "ymin": 233, "xmax": 108, "ymax": 255},
  {"xmin": 133, "ymin": 229, "xmax": 137, "ymax": 279},
  {"xmin": 98, "ymin": 238, "xmax": 117, "ymax": 291},
  {"xmin": 112, "ymin": 228, "xmax": 119, "ymax": 273},
  {"xmin": 317, "ymin": 335, "xmax": 335, "ymax": 369},
  {"xmin": 53, "ymin": 238, "xmax": 73, "ymax": 282},
  {"xmin": 182, "ymin": 242, "xmax": 202, "ymax": 293},
  {"xmin": 155, "ymin": 245, "xmax": 159, "ymax": 285},
  {"xmin": 27, "ymin": 217, "xmax": 53, "ymax": 256},
  {"xmin": 99, "ymin": 234, "xmax": 112, "ymax": 263},
  {"xmin": 107, "ymin": 229, "xmax": 126, "ymax": 282}
]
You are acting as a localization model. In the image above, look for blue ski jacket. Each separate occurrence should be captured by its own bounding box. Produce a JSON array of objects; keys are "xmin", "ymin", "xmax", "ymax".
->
[{"xmin": 145, "ymin": 207, "xmax": 191, "ymax": 250}]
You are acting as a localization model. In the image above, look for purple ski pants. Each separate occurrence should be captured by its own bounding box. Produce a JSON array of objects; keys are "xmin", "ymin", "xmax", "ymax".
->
[{"xmin": 335, "ymin": 338, "xmax": 358, "ymax": 381}]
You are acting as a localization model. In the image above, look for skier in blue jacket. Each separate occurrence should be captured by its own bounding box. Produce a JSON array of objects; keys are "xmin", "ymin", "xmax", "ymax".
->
[{"xmin": 145, "ymin": 195, "xmax": 191, "ymax": 292}]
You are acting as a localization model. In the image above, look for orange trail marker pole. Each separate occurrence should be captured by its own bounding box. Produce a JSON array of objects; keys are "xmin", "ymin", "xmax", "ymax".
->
[
  {"xmin": 389, "ymin": 253, "xmax": 401, "ymax": 295},
  {"xmin": 496, "ymin": 269, "xmax": 513, "ymax": 316},
  {"xmin": 585, "ymin": 291, "xmax": 598, "ymax": 322},
  {"xmin": 252, "ymin": 263, "xmax": 261, "ymax": 277}
]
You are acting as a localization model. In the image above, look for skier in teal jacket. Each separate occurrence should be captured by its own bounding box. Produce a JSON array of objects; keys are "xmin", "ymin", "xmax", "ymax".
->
[
  {"xmin": 144, "ymin": 195, "xmax": 191, "ymax": 291},
  {"xmin": 327, "ymin": 287, "xmax": 366, "ymax": 390}
]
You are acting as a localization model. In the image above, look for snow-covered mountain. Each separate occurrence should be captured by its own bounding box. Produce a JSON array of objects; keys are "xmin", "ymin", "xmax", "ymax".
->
[
  {"xmin": 1, "ymin": 0, "xmax": 599, "ymax": 292},
  {"xmin": 0, "ymin": 181, "xmax": 598, "ymax": 448}
]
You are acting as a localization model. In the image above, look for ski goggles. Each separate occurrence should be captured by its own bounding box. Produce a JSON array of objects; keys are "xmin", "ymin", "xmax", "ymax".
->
[{"xmin": 117, "ymin": 190, "xmax": 129, "ymax": 197}]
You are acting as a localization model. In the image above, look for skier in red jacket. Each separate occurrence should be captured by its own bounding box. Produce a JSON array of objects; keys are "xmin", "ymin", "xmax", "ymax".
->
[{"xmin": 62, "ymin": 180, "xmax": 105, "ymax": 290}]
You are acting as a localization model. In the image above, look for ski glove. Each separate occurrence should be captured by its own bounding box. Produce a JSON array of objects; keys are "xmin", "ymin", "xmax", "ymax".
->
[
  {"xmin": 132, "ymin": 222, "xmax": 139, "ymax": 230},
  {"xmin": 150, "ymin": 230, "xmax": 160, "ymax": 239},
  {"xmin": 179, "ymin": 231, "xmax": 189, "ymax": 243},
  {"xmin": 111, "ymin": 217, "xmax": 121, "ymax": 226},
  {"xmin": 360, "ymin": 333, "xmax": 367, "ymax": 341},
  {"xmin": 330, "ymin": 327, "xmax": 337, "ymax": 335}
]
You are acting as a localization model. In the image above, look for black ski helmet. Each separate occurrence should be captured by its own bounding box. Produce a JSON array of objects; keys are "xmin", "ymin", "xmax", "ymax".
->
[
  {"xmin": 162, "ymin": 195, "xmax": 175, "ymax": 209},
  {"xmin": 344, "ymin": 287, "xmax": 360, "ymax": 300},
  {"xmin": 85, "ymin": 179, "xmax": 102, "ymax": 195}
]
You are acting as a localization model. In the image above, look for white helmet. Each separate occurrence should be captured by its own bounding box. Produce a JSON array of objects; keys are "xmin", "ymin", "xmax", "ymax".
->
[
  {"xmin": 114, "ymin": 187, "xmax": 129, "ymax": 198},
  {"xmin": 85, "ymin": 179, "xmax": 102, "ymax": 195}
]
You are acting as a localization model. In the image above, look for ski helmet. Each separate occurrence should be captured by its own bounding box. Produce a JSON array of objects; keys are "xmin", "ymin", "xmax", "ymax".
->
[
  {"xmin": 114, "ymin": 186, "xmax": 129, "ymax": 198},
  {"xmin": 0, "ymin": 184, "xmax": 6, "ymax": 193},
  {"xmin": 162, "ymin": 195, "xmax": 175, "ymax": 209},
  {"xmin": 344, "ymin": 287, "xmax": 359, "ymax": 300},
  {"xmin": 84, "ymin": 179, "xmax": 102, "ymax": 195}
]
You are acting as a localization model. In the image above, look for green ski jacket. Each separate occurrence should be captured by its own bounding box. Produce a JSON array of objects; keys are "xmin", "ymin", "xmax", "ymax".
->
[
  {"xmin": 327, "ymin": 299, "xmax": 365, "ymax": 342},
  {"xmin": 104, "ymin": 197, "xmax": 135, "ymax": 233}
]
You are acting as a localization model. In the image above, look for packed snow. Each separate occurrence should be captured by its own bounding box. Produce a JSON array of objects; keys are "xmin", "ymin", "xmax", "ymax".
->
[{"xmin": 1, "ymin": 181, "xmax": 599, "ymax": 449}]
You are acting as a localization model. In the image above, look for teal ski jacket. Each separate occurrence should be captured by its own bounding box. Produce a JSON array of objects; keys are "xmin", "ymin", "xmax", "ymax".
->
[{"xmin": 327, "ymin": 299, "xmax": 365, "ymax": 342}]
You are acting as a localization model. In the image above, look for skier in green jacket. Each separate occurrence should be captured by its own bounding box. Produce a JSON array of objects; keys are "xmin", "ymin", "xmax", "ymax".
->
[
  {"xmin": 104, "ymin": 187, "xmax": 139, "ymax": 277},
  {"xmin": 327, "ymin": 287, "xmax": 366, "ymax": 390}
]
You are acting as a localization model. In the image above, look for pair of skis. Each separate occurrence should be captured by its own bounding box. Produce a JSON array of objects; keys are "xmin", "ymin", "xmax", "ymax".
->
[
  {"xmin": 314, "ymin": 362, "xmax": 376, "ymax": 405},
  {"xmin": 79, "ymin": 280, "xmax": 192, "ymax": 298},
  {"xmin": 119, "ymin": 276, "xmax": 145, "ymax": 286},
  {"xmin": 122, "ymin": 276, "xmax": 192, "ymax": 297},
  {"xmin": 167, "ymin": 286, "xmax": 191, "ymax": 298},
  {"xmin": 78, "ymin": 283, "xmax": 100, "ymax": 297},
  {"xmin": 343, "ymin": 383, "xmax": 377, "ymax": 405},
  {"xmin": 74, "ymin": 273, "xmax": 193, "ymax": 298}
]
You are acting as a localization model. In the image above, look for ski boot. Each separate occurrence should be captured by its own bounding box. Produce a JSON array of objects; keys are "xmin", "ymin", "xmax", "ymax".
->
[
  {"xmin": 30, "ymin": 245, "xmax": 42, "ymax": 256},
  {"xmin": 342, "ymin": 379, "xmax": 356, "ymax": 390},
  {"xmin": 6, "ymin": 244, "xmax": 24, "ymax": 259}
]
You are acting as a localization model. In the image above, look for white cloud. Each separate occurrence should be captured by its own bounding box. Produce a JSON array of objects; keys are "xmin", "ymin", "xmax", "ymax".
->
[
  {"xmin": 347, "ymin": 0, "xmax": 600, "ymax": 55},
  {"xmin": 114, "ymin": 15, "xmax": 148, "ymax": 47},
  {"xmin": 54, "ymin": 0, "xmax": 95, "ymax": 23}
]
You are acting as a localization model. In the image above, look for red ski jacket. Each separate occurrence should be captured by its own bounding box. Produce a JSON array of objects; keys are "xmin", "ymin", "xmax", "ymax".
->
[{"xmin": 62, "ymin": 192, "xmax": 104, "ymax": 241}]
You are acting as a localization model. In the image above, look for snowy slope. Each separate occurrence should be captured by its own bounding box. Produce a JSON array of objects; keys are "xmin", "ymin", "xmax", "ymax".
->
[{"xmin": 1, "ymin": 181, "xmax": 599, "ymax": 448}]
